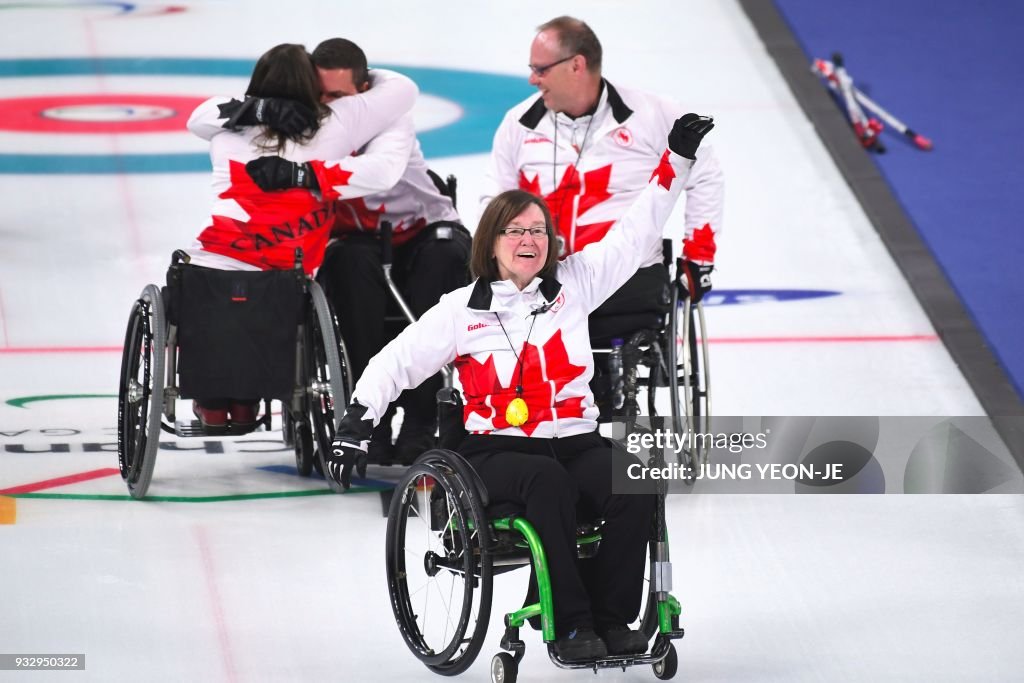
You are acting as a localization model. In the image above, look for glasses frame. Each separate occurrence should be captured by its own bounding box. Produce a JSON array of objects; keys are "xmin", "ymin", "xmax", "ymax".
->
[
  {"xmin": 528, "ymin": 54, "xmax": 576, "ymax": 77},
  {"xmin": 498, "ymin": 227, "xmax": 549, "ymax": 239}
]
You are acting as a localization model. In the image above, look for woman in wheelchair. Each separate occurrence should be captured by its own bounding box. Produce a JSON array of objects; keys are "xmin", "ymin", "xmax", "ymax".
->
[
  {"xmin": 181, "ymin": 43, "xmax": 418, "ymax": 429},
  {"xmin": 327, "ymin": 115, "xmax": 715, "ymax": 664}
]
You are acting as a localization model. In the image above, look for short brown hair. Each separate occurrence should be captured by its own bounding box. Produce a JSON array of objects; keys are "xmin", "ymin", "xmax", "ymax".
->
[
  {"xmin": 471, "ymin": 190, "xmax": 559, "ymax": 282},
  {"xmin": 311, "ymin": 38, "xmax": 370, "ymax": 91},
  {"xmin": 537, "ymin": 16, "xmax": 602, "ymax": 74}
]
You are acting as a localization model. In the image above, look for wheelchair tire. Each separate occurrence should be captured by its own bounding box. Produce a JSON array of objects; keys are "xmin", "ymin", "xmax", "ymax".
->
[
  {"xmin": 281, "ymin": 409, "xmax": 295, "ymax": 448},
  {"xmin": 306, "ymin": 281, "xmax": 350, "ymax": 491},
  {"xmin": 635, "ymin": 534, "xmax": 660, "ymax": 640},
  {"xmin": 490, "ymin": 652, "xmax": 517, "ymax": 683},
  {"xmin": 652, "ymin": 641, "xmax": 678, "ymax": 680},
  {"xmin": 386, "ymin": 460, "xmax": 492, "ymax": 675},
  {"xmin": 117, "ymin": 285, "xmax": 166, "ymax": 500},
  {"xmin": 293, "ymin": 417, "xmax": 315, "ymax": 476},
  {"xmin": 667, "ymin": 284, "xmax": 711, "ymax": 473}
]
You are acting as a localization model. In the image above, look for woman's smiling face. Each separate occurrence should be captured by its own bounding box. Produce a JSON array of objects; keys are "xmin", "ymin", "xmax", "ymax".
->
[{"xmin": 493, "ymin": 203, "xmax": 549, "ymax": 289}]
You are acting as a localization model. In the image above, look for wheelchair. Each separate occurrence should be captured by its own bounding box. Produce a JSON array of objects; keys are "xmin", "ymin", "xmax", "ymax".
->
[
  {"xmin": 350, "ymin": 176, "xmax": 465, "ymax": 475},
  {"xmin": 592, "ymin": 241, "xmax": 712, "ymax": 475},
  {"xmin": 385, "ymin": 447, "xmax": 683, "ymax": 681},
  {"xmin": 116, "ymin": 250, "xmax": 352, "ymax": 499}
]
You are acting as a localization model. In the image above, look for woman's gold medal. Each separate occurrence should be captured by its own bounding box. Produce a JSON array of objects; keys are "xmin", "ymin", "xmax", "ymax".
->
[{"xmin": 506, "ymin": 397, "xmax": 529, "ymax": 427}]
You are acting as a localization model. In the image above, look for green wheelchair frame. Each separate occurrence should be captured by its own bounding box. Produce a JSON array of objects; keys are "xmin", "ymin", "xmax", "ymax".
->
[{"xmin": 385, "ymin": 449, "xmax": 684, "ymax": 682}]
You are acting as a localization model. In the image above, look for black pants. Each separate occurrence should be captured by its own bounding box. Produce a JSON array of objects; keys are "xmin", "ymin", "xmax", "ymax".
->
[
  {"xmin": 588, "ymin": 264, "xmax": 671, "ymax": 418},
  {"xmin": 460, "ymin": 431, "xmax": 655, "ymax": 636},
  {"xmin": 317, "ymin": 223, "xmax": 471, "ymax": 427}
]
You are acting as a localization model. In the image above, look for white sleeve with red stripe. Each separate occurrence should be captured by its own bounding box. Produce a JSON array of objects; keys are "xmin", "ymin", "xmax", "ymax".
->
[
  {"xmin": 650, "ymin": 95, "xmax": 725, "ymax": 265},
  {"xmin": 681, "ymin": 142, "xmax": 724, "ymax": 264}
]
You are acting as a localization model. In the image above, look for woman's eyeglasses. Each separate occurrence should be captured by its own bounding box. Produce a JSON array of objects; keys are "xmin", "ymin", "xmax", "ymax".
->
[{"xmin": 499, "ymin": 227, "xmax": 549, "ymax": 239}]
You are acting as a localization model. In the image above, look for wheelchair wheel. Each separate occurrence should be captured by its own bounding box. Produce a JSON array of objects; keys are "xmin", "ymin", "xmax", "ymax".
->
[
  {"xmin": 385, "ymin": 459, "xmax": 492, "ymax": 675},
  {"xmin": 653, "ymin": 641, "xmax": 678, "ymax": 680},
  {"xmin": 281, "ymin": 408, "xmax": 295, "ymax": 448},
  {"xmin": 293, "ymin": 416, "xmax": 315, "ymax": 476},
  {"xmin": 490, "ymin": 652, "xmax": 518, "ymax": 683},
  {"xmin": 667, "ymin": 282, "xmax": 711, "ymax": 470},
  {"xmin": 634, "ymin": 535, "xmax": 660, "ymax": 640},
  {"xmin": 306, "ymin": 282, "xmax": 351, "ymax": 489},
  {"xmin": 117, "ymin": 285, "xmax": 166, "ymax": 499}
]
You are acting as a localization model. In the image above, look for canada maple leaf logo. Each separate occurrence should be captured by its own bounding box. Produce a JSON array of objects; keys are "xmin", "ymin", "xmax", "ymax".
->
[
  {"xmin": 683, "ymin": 223, "xmax": 716, "ymax": 262},
  {"xmin": 454, "ymin": 330, "xmax": 586, "ymax": 435},
  {"xmin": 220, "ymin": 160, "xmax": 322, "ymax": 222},
  {"xmin": 312, "ymin": 160, "xmax": 353, "ymax": 201},
  {"xmin": 649, "ymin": 150, "xmax": 676, "ymax": 191},
  {"xmin": 519, "ymin": 164, "xmax": 615, "ymax": 254}
]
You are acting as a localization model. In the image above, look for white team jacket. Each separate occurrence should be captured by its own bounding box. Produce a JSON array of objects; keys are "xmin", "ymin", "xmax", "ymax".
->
[
  {"xmin": 481, "ymin": 80, "xmax": 724, "ymax": 267},
  {"xmin": 185, "ymin": 69, "xmax": 418, "ymax": 271},
  {"xmin": 332, "ymin": 113, "xmax": 460, "ymax": 246},
  {"xmin": 351, "ymin": 149, "xmax": 693, "ymax": 440}
]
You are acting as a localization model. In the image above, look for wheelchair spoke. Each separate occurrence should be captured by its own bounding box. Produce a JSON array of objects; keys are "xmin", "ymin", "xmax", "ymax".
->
[{"xmin": 386, "ymin": 458, "xmax": 492, "ymax": 673}]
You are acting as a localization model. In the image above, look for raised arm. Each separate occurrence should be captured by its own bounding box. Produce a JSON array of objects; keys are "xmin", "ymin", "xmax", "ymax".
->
[{"xmin": 561, "ymin": 114, "xmax": 716, "ymax": 312}]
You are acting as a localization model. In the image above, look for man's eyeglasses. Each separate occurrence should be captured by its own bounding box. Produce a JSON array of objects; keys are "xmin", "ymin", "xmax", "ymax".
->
[
  {"xmin": 499, "ymin": 227, "xmax": 549, "ymax": 239},
  {"xmin": 528, "ymin": 54, "xmax": 575, "ymax": 77}
]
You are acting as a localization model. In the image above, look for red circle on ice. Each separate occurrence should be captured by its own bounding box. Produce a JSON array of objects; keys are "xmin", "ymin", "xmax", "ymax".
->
[{"xmin": 0, "ymin": 94, "xmax": 205, "ymax": 133}]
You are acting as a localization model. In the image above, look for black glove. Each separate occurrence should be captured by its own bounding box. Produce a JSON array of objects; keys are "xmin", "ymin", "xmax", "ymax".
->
[
  {"xmin": 668, "ymin": 113, "xmax": 715, "ymax": 160},
  {"xmin": 325, "ymin": 401, "xmax": 373, "ymax": 490},
  {"xmin": 683, "ymin": 260, "xmax": 713, "ymax": 303},
  {"xmin": 245, "ymin": 156, "xmax": 319, "ymax": 192},
  {"xmin": 218, "ymin": 96, "xmax": 318, "ymax": 137}
]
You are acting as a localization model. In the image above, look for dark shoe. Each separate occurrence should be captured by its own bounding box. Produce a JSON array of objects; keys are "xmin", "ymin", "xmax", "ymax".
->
[
  {"xmin": 597, "ymin": 624, "xmax": 648, "ymax": 655},
  {"xmin": 193, "ymin": 401, "xmax": 228, "ymax": 433},
  {"xmin": 229, "ymin": 401, "xmax": 258, "ymax": 428},
  {"xmin": 552, "ymin": 627, "xmax": 607, "ymax": 662},
  {"xmin": 394, "ymin": 422, "xmax": 436, "ymax": 466}
]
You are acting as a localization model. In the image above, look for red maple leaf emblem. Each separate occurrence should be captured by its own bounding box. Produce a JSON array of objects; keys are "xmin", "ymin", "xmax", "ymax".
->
[
  {"xmin": 683, "ymin": 223, "xmax": 717, "ymax": 262},
  {"xmin": 454, "ymin": 329, "xmax": 586, "ymax": 435},
  {"xmin": 198, "ymin": 161, "xmax": 334, "ymax": 271},
  {"xmin": 649, "ymin": 150, "xmax": 676, "ymax": 191},
  {"xmin": 311, "ymin": 160, "xmax": 353, "ymax": 201},
  {"xmin": 219, "ymin": 160, "xmax": 321, "ymax": 222},
  {"xmin": 519, "ymin": 164, "xmax": 615, "ymax": 254}
]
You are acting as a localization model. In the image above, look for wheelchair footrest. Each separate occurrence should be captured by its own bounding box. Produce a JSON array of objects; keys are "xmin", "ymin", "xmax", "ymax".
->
[
  {"xmin": 173, "ymin": 420, "xmax": 263, "ymax": 438},
  {"xmin": 174, "ymin": 420, "xmax": 208, "ymax": 437},
  {"xmin": 545, "ymin": 630, "xmax": 684, "ymax": 671}
]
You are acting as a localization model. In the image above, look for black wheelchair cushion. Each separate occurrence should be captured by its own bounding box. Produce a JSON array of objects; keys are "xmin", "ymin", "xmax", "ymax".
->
[{"xmin": 170, "ymin": 265, "xmax": 304, "ymax": 402}]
